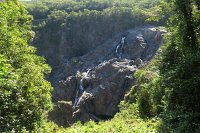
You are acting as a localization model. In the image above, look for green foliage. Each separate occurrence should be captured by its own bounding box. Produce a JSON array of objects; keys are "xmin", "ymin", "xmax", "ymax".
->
[
  {"xmin": 24, "ymin": 0, "xmax": 163, "ymax": 67},
  {"xmin": 125, "ymin": 54, "xmax": 165, "ymax": 118},
  {"xmin": 0, "ymin": 0, "xmax": 53, "ymax": 132},
  {"xmin": 124, "ymin": 0, "xmax": 200, "ymax": 132},
  {"xmin": 4, "ymin": 0, "xmax": 198, "ymax": 132},
  {"xmin": 41, "ymin": 103, "xmax": 162, "ymax": 133},
  {"xmin": 156, "ymin": 0, "xmax": 200, "ymax": 131},
  {"xmin": 146, "ymin": 1, "xmax": 171, "ymax": 25},
  {"xmin": 124, "ymin": 0, "xmax": 200, "ymax": 131}
]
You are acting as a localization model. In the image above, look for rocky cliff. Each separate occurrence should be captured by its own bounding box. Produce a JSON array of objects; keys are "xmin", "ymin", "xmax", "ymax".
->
[{"xmin": 48, "ymin": 26, "xmax": 167, "ymax": 127}]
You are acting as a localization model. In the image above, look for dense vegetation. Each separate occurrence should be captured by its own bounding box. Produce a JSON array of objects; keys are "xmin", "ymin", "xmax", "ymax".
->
[
  {"xmin": 126, "ymin": 0, "xmax": 200, "ymax": 132},
  {"xmin": 0, "ymin": 1, "xmax": 52, "ymax": 132},
  {"xmin": 24, "ymin": 0, "xmax": 163, "ymax": 68},
  {"xmin": 0, "ymin": 0, "xmax": 200, "ymax": 132}
]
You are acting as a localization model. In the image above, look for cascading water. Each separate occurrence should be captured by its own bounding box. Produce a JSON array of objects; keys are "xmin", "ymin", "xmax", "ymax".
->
[
  {"xmin": 73, "ymin": 89, "xmax": 80, "ymax": 108},
  {"xmin": 79, "ymin": 79, "xmax": 84, "ymax": 91},
  {"xmin": 116, "ymin": 36, "xmax": 126, "ymax": 59},
  {"xmin": 73, "ymin": 69, "xmax": 90, "ymax": 108},
  {"xmin": 136, "ymin": 34, "xmax": 147, "ymax": 49}
]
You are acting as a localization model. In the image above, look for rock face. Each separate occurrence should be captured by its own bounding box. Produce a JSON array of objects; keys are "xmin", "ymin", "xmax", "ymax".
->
[
  {"xmin": 48, "ymin": 101, "xmax": 73, "ymax": 127},
  {"xmin": 48, "ymin": 26, "xmax": 167, "ymax": 127}
]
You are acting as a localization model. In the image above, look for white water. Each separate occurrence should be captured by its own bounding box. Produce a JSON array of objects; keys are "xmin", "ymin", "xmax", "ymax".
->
[
  {"xmin": 79, "ymin": 79, "xmax": 84, "ymax": 91},
  {"xmin": 73, "ymin": 69, "xmax": 91, "ymax": 107},
  {"xmin": 116, "ymin": 37, "xmax": 126, "ymax": 59},
  {"xmin": 136, "ymin": 34, "xmax": 147, "ymax": 49},
  {"xmin": 73, "ymin": 90, "xmax": 80, "ymax": 108}
]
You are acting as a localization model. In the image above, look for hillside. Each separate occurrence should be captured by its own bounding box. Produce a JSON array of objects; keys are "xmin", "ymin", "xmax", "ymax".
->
[
  {"xmin": 48, "ymin": 26, "xmax": 166, "ymax": 127},
  {"xmin": 0, "ymin": 0, "xmax": 200, "ymax": 132},
  {"xmin": 25, "ymin": 0, "xmax": 163, "ymax": 68},
  {"xmin": 24, "ymin": 0, "xmax": 167, "ymax": 128}
]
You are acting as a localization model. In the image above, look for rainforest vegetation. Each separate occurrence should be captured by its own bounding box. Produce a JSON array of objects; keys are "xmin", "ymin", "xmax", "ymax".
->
[
  {"xmin": 24, "ymin": 0, "xmax": 164, "ymax": 68},
  {"xmin": 0, "ymin": 0, "xmax": 200, "ymax": 132}
]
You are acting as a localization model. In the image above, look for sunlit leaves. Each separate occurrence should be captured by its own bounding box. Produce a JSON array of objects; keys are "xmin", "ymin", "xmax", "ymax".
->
[{"xmin": 0, "ymin": 1, "xmax": 53, "ymax": 132}]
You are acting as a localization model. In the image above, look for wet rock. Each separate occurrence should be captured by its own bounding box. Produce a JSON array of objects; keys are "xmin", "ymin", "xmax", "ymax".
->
[
  {"xmin": 52, "ymin": 26, "xmax": 166, "ymax": 79},
  {"xmin": 49, "ymin": 26, "xmax": 167, "ymax": 126},
  {"xmin": 131, "ymin": 58, "xmax": 143, "ymax": 67},
  {"xmin": 51, "ymin": 59, "xmax": 137, "ymax": 124}
]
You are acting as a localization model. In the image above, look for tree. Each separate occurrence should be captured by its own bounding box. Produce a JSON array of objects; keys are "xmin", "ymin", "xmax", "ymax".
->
[
  {"xmin": 174, "ymin": 0, "xmax": 198, "ymax": 47},
  {"xmin": 0, "ymin": 0, "xmax": 53, "ymax": 132},
  {"xmin": 158, "ymin": 0, "xmax": 200, "ymax": 131}
]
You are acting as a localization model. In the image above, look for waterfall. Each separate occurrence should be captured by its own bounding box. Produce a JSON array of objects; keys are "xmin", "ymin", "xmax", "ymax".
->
[
  {"xmin": 136, "ymin": 34, "xmax": 147, "ymax": 49},
  {"xmin": 73, "ymin": 89, "xmax": 80, "ymax": 108},
  {"xmin": 73, "ymin": 69, "xmax": 91, "ymax": 108},
  {"xmin": 79, "ymin": 78, "xmax": 84, "ymax": 91},
  {"xmin": 86, "ymin": 68, "xmax": 91, "ymax": 76},
  {"xmin": 116, "ymin": 36, "xmax": 126, "ymax": 59},
  {"xmin": 73, "ymin": 79, "xmax": 84, "ymax": 107}
]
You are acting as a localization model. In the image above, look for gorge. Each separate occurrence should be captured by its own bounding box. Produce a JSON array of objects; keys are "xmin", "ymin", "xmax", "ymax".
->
[
  {"xmin": 2, "ymin": 0, "xmax": 199, "ymax": 132},
  {"xmin": 48, "ymin": 26, "xmax": 167, "ymax": 127}
]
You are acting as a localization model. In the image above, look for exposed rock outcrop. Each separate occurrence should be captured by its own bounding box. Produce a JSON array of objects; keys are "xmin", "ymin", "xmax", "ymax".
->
[
  {"xmin": 48, "ymin": 101, "xmax": 73, "ymax": 127},
  {"xmin": 49, "ymin": 26, "xmax": 167, "ymax": 126}
]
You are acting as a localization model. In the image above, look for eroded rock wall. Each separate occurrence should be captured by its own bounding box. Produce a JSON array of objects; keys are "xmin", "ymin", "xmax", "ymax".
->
[{"xmin": 48, "ymin": 26, "xmax": 167, "ymax": 127}]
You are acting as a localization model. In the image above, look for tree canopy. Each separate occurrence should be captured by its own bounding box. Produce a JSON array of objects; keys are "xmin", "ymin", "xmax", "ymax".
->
[
  {"xmin": 24, "ymin": 0, "xmax": 164, "ymax": 68},
  {"xmin": 0, "ymin": 0, "xmax": 53, "ymax": 132}
]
